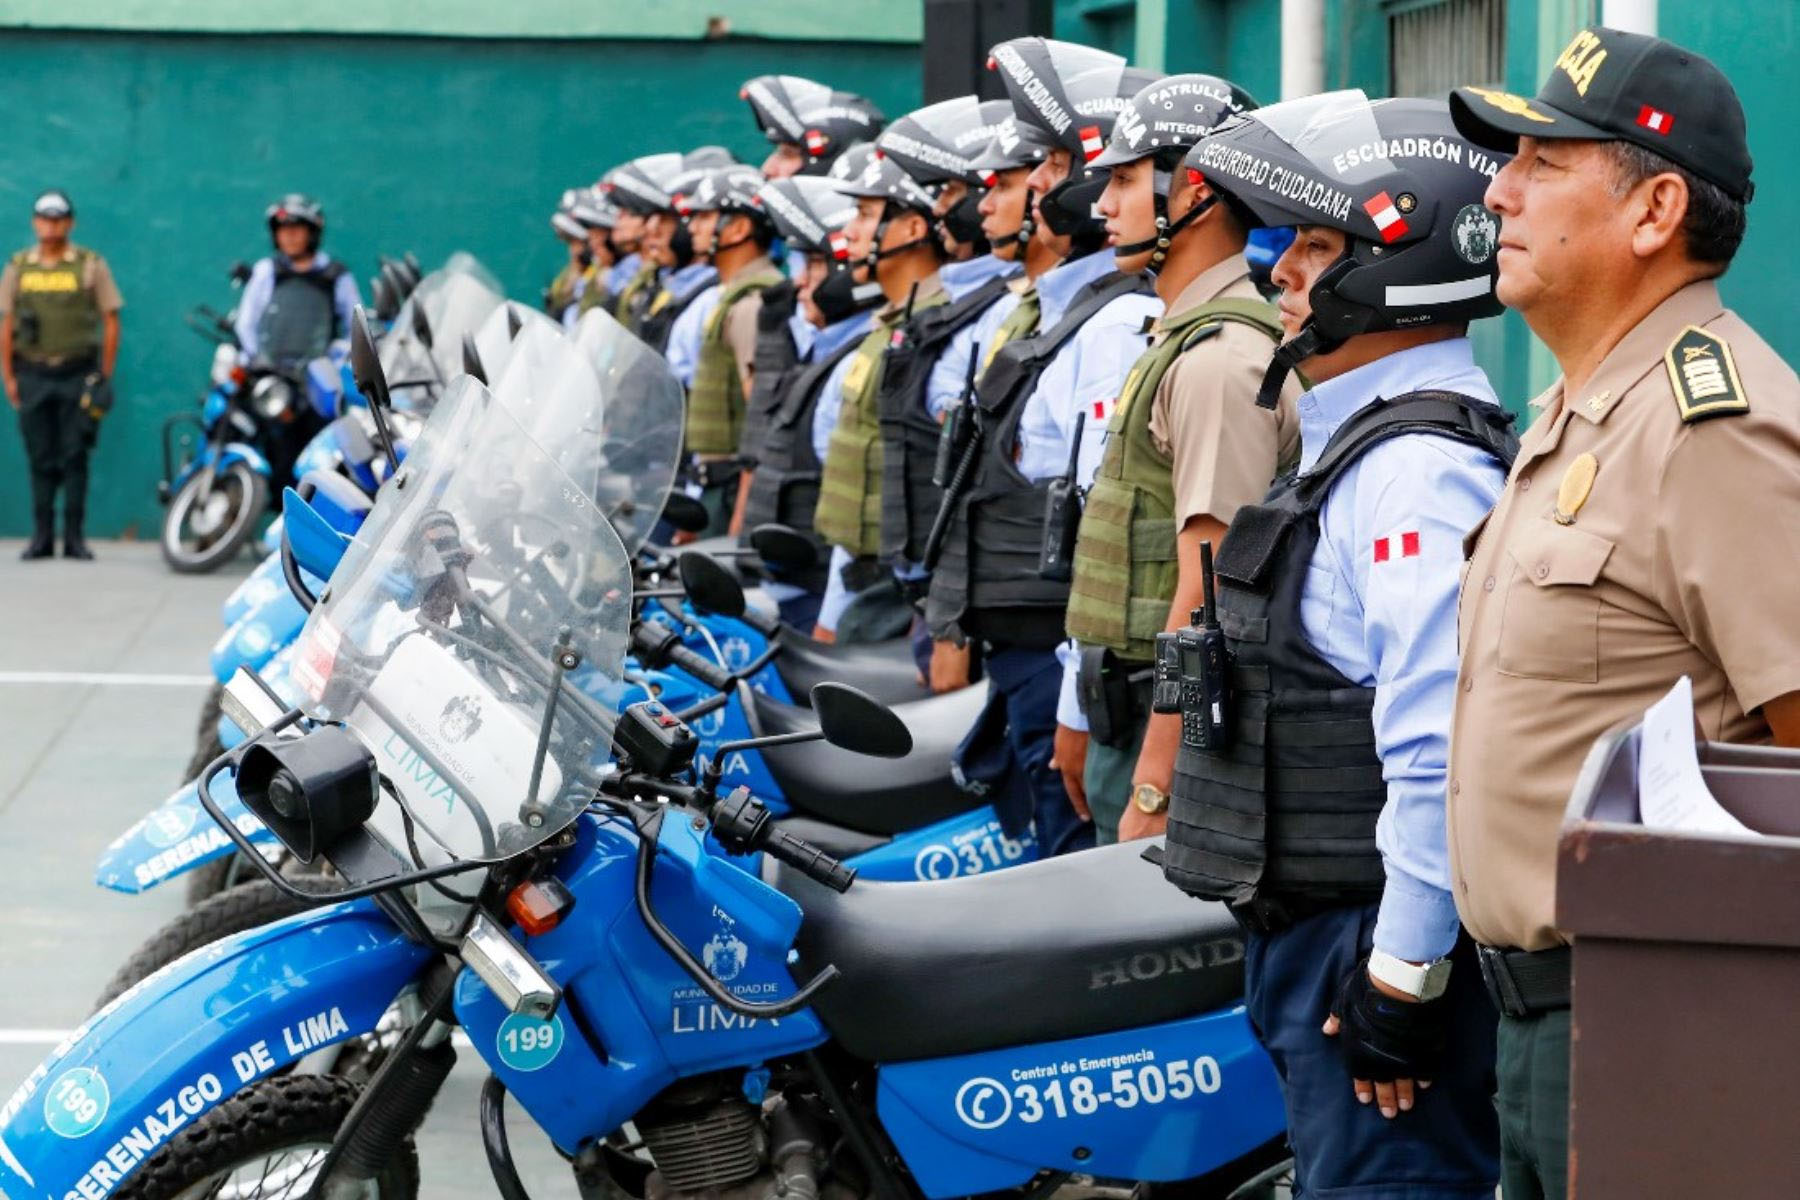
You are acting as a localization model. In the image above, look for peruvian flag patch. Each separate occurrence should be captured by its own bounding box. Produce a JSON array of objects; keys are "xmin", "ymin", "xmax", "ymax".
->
[
  {"xmin": 805, "ymin": 129, "xmax": 829, "ymax": 155},
  {"xmin": 1372, "ymin": 530, "xmax": 1421, "ymax": 563},
  {"xmin": 1635, "ymin": 105, "xmax": 1674, "ymax": 135},
  {"xmin": 1079, "ymin": 125, "xmax": 1105, "ymax": 162},
  {"xmin": 1362, "ymin": 192, "xmax": 1409, "ymax": 243},
  {"xmin": 1092, "ymin": 398, "xmax": 1110, "ymax": 422},
  {"xmin": 828, "ymin": 231, "xmax": 850, "ymax": 261}
]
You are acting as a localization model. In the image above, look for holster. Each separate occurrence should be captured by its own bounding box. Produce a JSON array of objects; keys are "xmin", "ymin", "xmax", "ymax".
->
[
  {"xmin": 839, "ymin": 554, "xmax": 891, "ymax": 595},
  {"xmin": 1077, "ymin": 646, "xmax": 1143, "ymax": 750},
  {"xmin": 79, "ymin": 372, "xmax": 112, "ymax": 422}
]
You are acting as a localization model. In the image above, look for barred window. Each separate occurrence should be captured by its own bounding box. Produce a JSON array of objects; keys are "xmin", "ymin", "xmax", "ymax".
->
[{"xmin": 1388, "ymin": 0, "xmax": 1509, "ymax": 97}]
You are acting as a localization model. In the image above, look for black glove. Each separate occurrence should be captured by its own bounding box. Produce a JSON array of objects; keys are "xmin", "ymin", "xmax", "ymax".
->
[{"xmin": 1329, "ymin": 957, "xmax": 1450, "ymax": 1082}]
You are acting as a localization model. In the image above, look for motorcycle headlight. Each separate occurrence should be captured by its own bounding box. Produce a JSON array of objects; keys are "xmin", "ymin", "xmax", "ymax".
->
[
  {"xmin": 210, "ymin": 344, "xmax": 240, "ymax": 388},
  {"xmin": 250, "ymin": 375, "xmax": 294, "ymax": 421}
]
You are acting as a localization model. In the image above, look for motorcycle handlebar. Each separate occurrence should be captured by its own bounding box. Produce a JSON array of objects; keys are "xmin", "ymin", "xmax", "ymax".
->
[
  {"xmin": 630, "ymin": 621, "xmax": 735, "ymax": 694},
  {"xmin": 760, "ymin": 823, "xmax": 856, "ymax": 893}
]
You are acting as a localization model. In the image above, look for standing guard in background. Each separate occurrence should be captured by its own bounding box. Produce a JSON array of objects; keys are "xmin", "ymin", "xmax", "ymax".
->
[
  {"xmin": 1163, "ymin": 93, "xmax": 1513, "ymax": 1198},
  {"xmin": 741, "ymin": 75, "xmax": 886, "ymax": 180},
  {"xmin": 609, "ymin": 154, "xmax": 684, "ymax": 332},
  {"xmin": 1446, "ymin": 29, "xmax": 1800, "ymax": 1199},
  {"xmin": 927, "ymin": 39, "xmax": 1164, "ymax": 855},
  {"xmin": 682, "ymin": 165, "xmax": 785, "ymax": 536},
  {"xmin": 602, "ymin": 162, "xmax": 648, "ymax": 300},
  {"xmin": 1060, "ymin": 72, "xmax": 1298, "ymax": 845},
  {"xmin": 738, "ymin": 175, "xmax": 883, "ymax": 628},
  {"xmin": 232, "ymin": 194, "xmax": 361, "ymax": 365},
  {"xmin": 812, "ymin": 149, "xmax": 950, "ymax": 641},
  {"xmin": 1, "ymin": 190, "xmax": 123, "ymax": 560}
]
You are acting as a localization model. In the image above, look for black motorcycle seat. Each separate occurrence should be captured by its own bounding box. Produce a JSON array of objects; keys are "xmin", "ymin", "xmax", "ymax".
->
[
  {"xmin": 773, "ymin": 634, "xmax": 930, "ymax": 708},
  {"xmin": 745, "ymin": 684, "xmax": 987, "ymax": 836},
  {"xmin": 772, "ymin": 840, "xmax": 1246, "ymax": 1063}
]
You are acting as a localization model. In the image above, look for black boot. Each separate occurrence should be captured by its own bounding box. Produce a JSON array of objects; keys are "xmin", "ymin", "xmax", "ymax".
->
[
  {"xmin": 62, "ymin": 513, "xmax": 94, "ymax": 561},
  {"xmin": 20, "ymin": 511, "xmax": 54, "ymax": 560}
]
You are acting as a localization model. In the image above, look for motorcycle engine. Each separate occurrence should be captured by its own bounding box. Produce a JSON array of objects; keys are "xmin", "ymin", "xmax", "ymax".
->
[{"xmin": 635, "ymin": 1079, "xmax": 852, "ymax": 1200}]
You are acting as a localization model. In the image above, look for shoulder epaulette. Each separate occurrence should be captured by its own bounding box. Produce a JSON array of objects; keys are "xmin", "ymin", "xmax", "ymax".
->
[{"xmin": 1666, "ymin": 324, "xmax": 1749, "ymax": 423}]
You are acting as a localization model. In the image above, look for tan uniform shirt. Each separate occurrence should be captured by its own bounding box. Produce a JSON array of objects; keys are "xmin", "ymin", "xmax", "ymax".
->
[
  {"xmin": 1147, "ymin": 255, "xmax": 1301, "ymax": 525},
  {"xmin": 721, "ymin": 255, "xmax": 776, "ymax": 402},
  {"xmin": 1448, "ymin": 279, "xmax": 1800, "ymax": 952},
  {"xmin": 0, "ymin": 244, "xmax": 125, "ymax": 314}
]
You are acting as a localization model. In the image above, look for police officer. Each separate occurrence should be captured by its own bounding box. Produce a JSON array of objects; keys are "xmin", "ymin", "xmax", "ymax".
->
[
  {"xmin": 741, "ymin": 75, "xmax": 886, "ymax": 179},
  {"xmin": 1, "ymin": 190, "xmax": 122, "ymax": 560},
  {"xmin": 601, "ymin": 163, "xmax": 649, "ymax": 300},
  {"xmin": 651, "ymin": 148, "xmax": 742, "ymax": 368},
  {"xmin": 813, "ymin": 147, "xmax": 951, "ymax": 641},
  {"xmin": 1057, "ymin": 73, "xmax": 1298, "ymax": 845},
  {"xmin": 738, "ymin": 174, "xmax": 883, "ymax": 628},
  {"xmin": 546, "ymin": 188, "xmax": 612, "ymax": 327},
  {"xmin": 682, "ymin": 165, "xmax": 786, "ymax": 535},
  {"xmin": 1163, "ymin": 93, "xmax": 1518, "ymax": 1195},
  {"xmin": 570, "ymin": 187, "xmax": 623, "ymax": 323},
  {"xmin": 927, "ymin": 39, "xmax": 1164, "ymax": 854},
  {"xmin": 233, "ymin": 194, "xmax": 361, "ymax": 365},
  {"xmin": 1445, "ymin": 29, "xmax": 1800, "ymax": 1199},
  {"xmin": 608, "ymin": 154, "xmax": 684, "ymax": 332}
]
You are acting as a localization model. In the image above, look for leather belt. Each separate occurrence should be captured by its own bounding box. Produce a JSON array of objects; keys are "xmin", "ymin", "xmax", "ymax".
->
[{"xmin": 1477, "ymin": 944, "xmax": 1571, "ymax": 1018}]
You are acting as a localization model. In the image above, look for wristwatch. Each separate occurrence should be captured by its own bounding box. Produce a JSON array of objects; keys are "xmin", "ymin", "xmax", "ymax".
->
[
  {"xmin": 1131, "ymin": 783, "xmax": 1169, "ymax": 815},
  {"xmin": 1368, "ymin": 948, "xmax": 1452, "ymax": 1002}
]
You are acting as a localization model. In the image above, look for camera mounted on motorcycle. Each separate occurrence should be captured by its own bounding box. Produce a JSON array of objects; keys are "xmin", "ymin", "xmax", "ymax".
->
[{"xmin": 237, "ymin": 725, "xmax": 380, "ymax": 864}]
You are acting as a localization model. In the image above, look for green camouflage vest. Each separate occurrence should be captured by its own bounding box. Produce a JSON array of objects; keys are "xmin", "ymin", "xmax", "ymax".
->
[
  {"xmin": 11, "ymin": 247, "xmax": 101, "ymax": 361},
  {"xmin": 1066, "ymin": 297, "xmax": 1283, "ymax": 661},
  {"xmin": 687, "ymin": 267, "xmax": 783, "ymax": 456},
  {"xmin": 815, "ymin": 292, "xmax": 948, "ymax": 555},
  {"xmin": 612, "ymin": 263, "xmax": 661, "ymax": 332}
]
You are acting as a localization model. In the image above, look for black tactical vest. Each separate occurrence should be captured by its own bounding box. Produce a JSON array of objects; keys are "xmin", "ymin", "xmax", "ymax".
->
[
  {"xmin": 637, "ymin": 272, "xmax": 716, "ymax": 356},
  {"xmin": 927, "ymin": 270, "xmax": 1154, "ymax": 649},
  {"xmin": 877, "ymin": 274, "xmax": 1014, "ymax": 566},
  {"xmin": 1165, "ymin": 391, "xmax": 1519, "ymax": 912},
  {"xmin": 737, "ymin": 280, "xmax": 802, "ymax": 462},
  {"xmin": 258, "ymin": 260, "xmax": 345, "ymax": 365},
  {"xmin": 737, "ymin": 334, "xmax": 867, "ymax": 593}
]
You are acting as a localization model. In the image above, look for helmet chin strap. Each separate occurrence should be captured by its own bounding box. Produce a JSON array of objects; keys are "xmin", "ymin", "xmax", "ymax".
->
[
  {"xmin": 863, "ymin": 205, "xmax": 935, "ymax": 277},
  {"xmin": 1114, "ymin": 187, "xmax": 1216, "ymax": 270},
  {"xmin": 1256, "ymin": 322, "xmax": 1341, "ymax": 409},
  {"xmin": 988, "ymin": 188, "xmax": 1037, "ymax": 253}
]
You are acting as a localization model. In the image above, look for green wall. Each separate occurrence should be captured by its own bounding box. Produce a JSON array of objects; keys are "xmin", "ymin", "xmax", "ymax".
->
[{"xmin": 0, "ymin": 28, "xmax": 921, "ymax": 537}]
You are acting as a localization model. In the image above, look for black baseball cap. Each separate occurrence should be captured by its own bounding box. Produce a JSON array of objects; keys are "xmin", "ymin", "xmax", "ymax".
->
[
  {"xmin": 1449, "ymin": 26, "xmax": 1753, "ymax": 203},
  {"xmin": 32, "ymin": 190, "xmax": 73, "ymax": 219}
]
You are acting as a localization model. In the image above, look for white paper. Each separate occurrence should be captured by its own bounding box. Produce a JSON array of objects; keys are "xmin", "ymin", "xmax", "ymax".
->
[{"xmin": 1636, "ymin": 676, "xmax": 1756, "ymax": 837}]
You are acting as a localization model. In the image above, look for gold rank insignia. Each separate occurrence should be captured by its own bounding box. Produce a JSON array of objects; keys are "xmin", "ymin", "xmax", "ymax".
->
[
  {"xmin": 1461, "ymin": 87, "xmax": 1556, "ymax": 124},
  {"xmin": 1553, "ymin": 452, "xmax": 1598, "ymax": 525},
  {"xmin": 1666, "ymin": 325, "xmax": 1748, "ymax": 423}
]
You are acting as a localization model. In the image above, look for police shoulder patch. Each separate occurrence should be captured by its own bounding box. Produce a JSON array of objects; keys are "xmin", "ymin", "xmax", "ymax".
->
[{"xmin": 1664, "ymin": 325, "xmax": 1748, "ymax": 423}]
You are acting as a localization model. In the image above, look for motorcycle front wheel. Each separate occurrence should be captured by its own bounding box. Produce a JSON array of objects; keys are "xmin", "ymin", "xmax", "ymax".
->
[
  {"xmin": 162, "ymin": 461, "xmax": 269, "ymax": 574},
  {"xmin": 116, "ymin": 1075, "xmax": 417, "ymax": 1199}
]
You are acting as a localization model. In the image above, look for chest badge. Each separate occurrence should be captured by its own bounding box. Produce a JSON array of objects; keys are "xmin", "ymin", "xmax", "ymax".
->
[{"xmin": 1553, "ymin": 452, "xmax": 1598, "ymax": 526}]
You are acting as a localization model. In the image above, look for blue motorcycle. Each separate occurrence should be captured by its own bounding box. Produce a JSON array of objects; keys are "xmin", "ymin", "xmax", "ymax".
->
[{"xmin": 0, "ymin": 374, "xmax": 1286, "ymax": 1200}]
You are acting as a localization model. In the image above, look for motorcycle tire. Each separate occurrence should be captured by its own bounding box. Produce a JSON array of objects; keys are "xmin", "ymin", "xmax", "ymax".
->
[
  {"xmin": 115, "ymin": 1074, "xmax": 418, "ymax": 1200},
  {"xmin": 180, "ymin": 851, "xmax": 257, "ymax": 906},
  {"xmin": 95, "ymin": 879, "xmax": 313, "ymax": 1012},
  {"xmin": 179, "ymin": 682, "xmax": 227, "ymax": 788},
  {"xmin": 161, "ymin": 461, "xmax": 269, "ymax": 575}
]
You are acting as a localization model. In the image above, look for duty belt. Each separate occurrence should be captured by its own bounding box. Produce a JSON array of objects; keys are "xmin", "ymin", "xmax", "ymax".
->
[
  {"xmin": 1476, "ymin": 944, "xmax": 1571, "ymax": 1018},
  {"xmin": 690, "ymin": 457, "xmax": 745, "ymax": 489},
  {"xmin": 15, "ymin": 351, "xmax": 96, "ymax": 371}
]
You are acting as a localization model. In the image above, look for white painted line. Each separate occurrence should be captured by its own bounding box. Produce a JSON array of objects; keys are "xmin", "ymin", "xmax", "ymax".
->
[
  {"xmin": 0, "ymin": 672, "xmax": 214, "ymax": 687},
  {"xmin": 0, "ymin": 1028, "xmax": 476, "ymax": 1048}
]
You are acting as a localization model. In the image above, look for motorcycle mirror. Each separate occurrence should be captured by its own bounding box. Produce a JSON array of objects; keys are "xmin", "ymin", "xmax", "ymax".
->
[
  {"xmin": 461, "ymin": 333, "xmax": 488, "ymax": 385},
  {"xmin": 237, "ymin": 726, "xmax": 380, "ymax": 864},
  {"xmin": 348, "ymin": 308, "xmax": 392, "ymax": 410},
  {"xmin": 371, "ymin": 275, "xmax": 397, "ymax": 323},
  {"xmin": 678, "ymin": 551, "xmax": 746, "ymax": 618},
  {"xmin": 411, "ymin": 299, "xmax": 434, "ymax": 349},
  {"xmin": 660, "ymin": 492, "xmax": 710, "ymax": 534},
  {"xmin": 810, "ymin": 683, "xmax": 913, "ymax": 759},
  {"xmin": 228, "ymin": 260, "xmax": 252, "ymax": 287},
  {"xmin": 749, "ymin": 524, "xmax": 818, "ymax": 572},
  {"xmin": 506, "ymin": 304, "xmax": 523, "ymax": 340}
]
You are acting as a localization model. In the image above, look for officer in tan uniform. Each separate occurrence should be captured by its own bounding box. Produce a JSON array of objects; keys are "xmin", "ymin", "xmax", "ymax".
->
[
  {"xmin": 1, "ymin": 190, "xmax": 123, "ymax": 561},
  {"xmin": 1448, "ymin": 27, "xmax": 1800, "ymax": 1199}
]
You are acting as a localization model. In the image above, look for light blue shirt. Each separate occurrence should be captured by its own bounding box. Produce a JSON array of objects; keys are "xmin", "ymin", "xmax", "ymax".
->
[
  {"xmin": 1012, "ymin": 252, "xmax": 1161, "ymax": 484},
  {"xmin": 807, "ymin": 309, "xmax": 877, "ymax": 466},
  {"xmin": 606, "ymin": 252, "xmax": 642, "ymax": 297},
  {"xmin": 925, "ymin": 255, "xmax": 1022, "ymax": 423},
  {"xmin": 663, "ymin": 267, "xmax": 721, "ymax": 388},
  {"xmin": 1290, "ymin": 338, "xmax": 1507, "ymax": 963},
  {"xmin": 234, "ymin": 252, "xmax": 362, "ymax": 360}
]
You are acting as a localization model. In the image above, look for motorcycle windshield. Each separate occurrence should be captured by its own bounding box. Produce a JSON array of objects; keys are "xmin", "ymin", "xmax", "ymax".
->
[
  {"xmin": 573, "ymin": 309, "xmax": 685, "ymax": 554},
  {"xmin": 291, "ymin": 375, "xmax": 629, "ymax": 863},
  {"xmin": 490, "ymin": 322, "xmax": 608, "ymax": 501},
  {"xmin": 381, "ymin": 256, "xmax": 506, "ymax": 411},
  {"xmin": 472, "ymin": 300, "xmax": 563, "ymax": 384}
]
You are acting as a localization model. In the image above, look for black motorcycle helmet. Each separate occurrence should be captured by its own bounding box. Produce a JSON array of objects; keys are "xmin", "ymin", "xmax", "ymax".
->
[
  {"xmin": 987, "ymin": 38, "xmax": 1163, "ymax": 246},
  {"xmin": 741, "ymin": 75, "xmax": 886, "ymax": 175},
  {"xmin": 878, "ymin": 95, "xmax": 1012, "ymax": 249},
  {"xmin": 608, "ymin": 153, "xmax": 686, "ymax": 216},
  {"xmin": 1089, "ymin": 74, "xmax": 1257, "ymax": 270},
  {"xmin": 685, "ymin": 164, "xmax": 777, "ymax": 254},
  {"xmin": 967, "ymin": 113, "xmax": 1057, "ymax": 255},
  {"xmin": 832, "ymin": 144, "xmax": 942, "ymax": 279},
  {"xmin": 266, "ymin": 193, "xmax": 325, "ymax": 254},
  {"xmin": 758, "ymin": 175, "xmax": 881, "ymax": 323},
  {"xmin": 1183, "ymin": 91, "xmax": 1509, "ymax": 406}
]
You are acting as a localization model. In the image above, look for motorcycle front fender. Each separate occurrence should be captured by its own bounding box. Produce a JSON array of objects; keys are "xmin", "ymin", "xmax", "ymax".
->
[
  {"xmin": 93, "ymin": 772, "xmax": 276, "ymax": 895},
  {"xmin": 209, "ymin": 587, "xmax": 308, "ymax": 682},
  {"xmin": 216, "ymin": 441, "xmax": 272, "ymax": 479},
  {"xmin": 0, "ymin": 900, "xmax": 432, "ymax": 1200}
]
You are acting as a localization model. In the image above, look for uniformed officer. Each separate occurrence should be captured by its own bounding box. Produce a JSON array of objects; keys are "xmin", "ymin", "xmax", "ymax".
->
[
  {"xmin": 1445, "ymin": 29, "xmax": 1800, "ymax": 1200},
  {"xmin": 546, "ymin": 188, "xmax": 607, "ymax": 327},
  {"xmin": 1055, "ymin": 73, "xmax": 1299, "ymax": 845},
  {"xmin": 740, "ymin": 75, "xmax": 885, "ymax": 180},
  {"xmin": 0, "ymin": 190, "xmax": 123, "ymax": 560},
  {"xmin": 570, "ymin": 187, "xmax": 623, "ymax": 323},
  {"xmin": 738, "ymin": 174, "xmax": 882, "ymax": 628},
  {"xmin": 927, "ymin": 39, "xmax": 1164, "ymax": 855},
  {"xmin": 812, "ymin": 148, "xmax": 950, "ymax": 641},
  {"xmin": 233, "ymin": 194, "xmax": 361, "ymax": 365},
  {"xmin": 682, "ymin": 165, "xmax": 786, "ymax": 536},
  {"xmin": 608, "ymin": 154, "xmax": 682, "ymax": 332},
  {"xmin": 1163, "ymin": 93, "xmax": 1519, "ymax": 1196}
]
